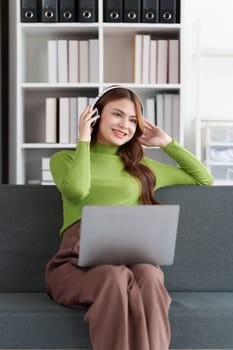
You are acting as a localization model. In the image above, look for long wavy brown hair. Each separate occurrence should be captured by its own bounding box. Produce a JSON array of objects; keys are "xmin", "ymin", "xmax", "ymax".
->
[{"xmin": 91, "ymin": 87, "xmax": 157, "ymax": 204}]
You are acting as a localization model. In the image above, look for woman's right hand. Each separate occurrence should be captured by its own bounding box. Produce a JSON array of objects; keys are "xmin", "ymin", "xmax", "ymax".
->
[{"xmin": 78, "ymin": 105, "xmax": 100, "ymax": 142}]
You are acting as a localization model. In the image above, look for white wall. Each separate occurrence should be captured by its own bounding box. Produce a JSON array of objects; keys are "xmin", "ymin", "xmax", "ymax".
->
[{"xmin": 182, "ymin": 0, "xmax": 233, "ymax": 153}]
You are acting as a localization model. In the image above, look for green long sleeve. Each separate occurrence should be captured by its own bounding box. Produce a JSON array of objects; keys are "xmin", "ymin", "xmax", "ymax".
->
[
  {"xmin": 143, "ymin": 140, "xmax": 214, "ymax": 188},
  {"xmin": 50, "ymin": 140, "xmax": 213, "ymax": 234}
]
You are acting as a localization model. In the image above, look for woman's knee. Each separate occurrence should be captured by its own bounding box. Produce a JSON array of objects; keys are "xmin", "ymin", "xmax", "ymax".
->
[
  {"xmin": 94, "ymin": 265, "xmax": 133, "ymax": 291},
  {"xmin": 131, "ymin": 263, "xmax": 165, "ymax": 287}
]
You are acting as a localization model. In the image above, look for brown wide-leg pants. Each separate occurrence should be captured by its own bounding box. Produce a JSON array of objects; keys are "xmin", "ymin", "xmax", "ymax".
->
[{"xmin": 45, "ymin": 221, "xmax": 172, "ymax": 350}]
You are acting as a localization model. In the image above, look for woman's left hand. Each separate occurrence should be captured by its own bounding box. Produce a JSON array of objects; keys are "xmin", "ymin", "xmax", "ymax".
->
[{"xmin": 138, "ymin": 119, "xmax": 172, "ymax": 148}]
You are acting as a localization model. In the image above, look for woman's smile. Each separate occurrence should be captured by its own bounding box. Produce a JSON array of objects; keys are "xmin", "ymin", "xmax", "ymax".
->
[{"xmin": 112, "ymin": 128, "xmax": 128, "ymax": 138}]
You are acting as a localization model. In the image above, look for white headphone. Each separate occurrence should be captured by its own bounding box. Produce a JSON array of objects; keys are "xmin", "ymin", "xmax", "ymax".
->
[{"xmin": 91, "ymin": 85, "xmax": 144, "ymax": 114}]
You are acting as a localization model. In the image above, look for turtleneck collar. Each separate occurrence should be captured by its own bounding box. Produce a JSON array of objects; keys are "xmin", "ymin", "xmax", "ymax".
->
[{"xmin": 91, "ymin": 143, "xmax": 119, "ymax": 155}]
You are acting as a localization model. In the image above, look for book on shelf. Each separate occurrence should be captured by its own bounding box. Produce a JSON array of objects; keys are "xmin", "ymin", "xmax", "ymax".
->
[
  {"xmin": 45, "ymin": 97, "xmax": 57, "ymax": 143},
  {"xmin": 79, "ymin": 40, "xmax": 89, "ymax": 83},
  {"xmin": 124, "ymin": 0, "xmax": 141, "ymax": 23},
  {"xmin": 41, "ymin": 157, "xmax": 50, "ymax": 170},
  {"xmin": 21, "ymin": 0, "xmax": 39, "ymax": 22},
  {"xmin": 157, "ymin": 39, "xmax": 168, "ymax": 84},
  {"xmin": 142, "ymin": 34, "xmax": 151, "ymax": 84},
  {"xmin": 133, "ymin": 34, "xmax": 142, "ymax": 83},
  {"xmin": 70, "ymin": 97, "xmax": 78, "ymax": 143},
  {"xmin": 145, "ymin": 98, "xmax": 156, "ymax": 124},
  {"xmin": 142, "ymin": 0, "xmax": 159, "ymax": 23},
  {"xmin": 89, "ymin": 39, "xmax": 99, "ymax": 83},
  {"xmin": 59, "ymin": 0, "xmax": 76, "ymax": 22},
  {"xmin": 68, "ymin": 40, "xmax": 79, "ymax": 83},
  {"xmin": 163, "ymin": 93, "xmax": 172, "ymax": 136},
  {"xmin": 58, "ymin": 40, "xmax": 68, "ymax": 83},
  {"xmin": 104, "ymin": 0, "xmax": 123, "ymax": 22},
  {"xmin": 77, "ymin": 0, "xmax": 97, "ymax": 22},
  {"xmin": 48, "ymin": 40, "xmax": 58, "ymax": 83},
  {"xmin": 41, "ymin": 0, "xmax": 59, "ymax": 23},
  {"xmin": 172, "ymin": 93, "xmax": 180, "ymax": 141},
  {"xmin": 168, "ymin": 39, "xmax": 179, "ymax": 83},
  {"xmin": 159, "ymin": 0, "xmax": 178, "ymax": 23},
  {"xmin": 149, "ymin": 40, "xmax": 157, "ymax": 84},
  {"xmin": 59, "ymin": 97, "xmax": 70, "ymax": 143},
  {"xmin": 41, "ymin": 157, "xmax": 54, "ymax": 185},
  {"xmin": 156, "ymin": 94, "xmax": 164, "ymax": 129}
]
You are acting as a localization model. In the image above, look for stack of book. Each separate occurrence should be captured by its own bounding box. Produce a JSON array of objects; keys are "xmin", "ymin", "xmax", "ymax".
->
[
  {"xmin": 48, "ymin": 39, "xmax": 99, "ymax": 83},
  {"xmin": 145, "ymin": 93, "xmax": 180, "ymax": 141},
  {"xmin": 104, "ymin": 0, "xmax": 180, "ymax": 23},
  {"xmin": 21, "ymin": 0, "xmax": 98, "ymax": 23},
  {"xmin": 41, "ymin": 157, "xmax": 54, "ymax": 185},
  {"xmin": 134, "ymin": 34, "xmax": 179, "ymax": 84},
  {"xmin": 45, "ymin": 96, "xmax": 95, "ymax": 144}
]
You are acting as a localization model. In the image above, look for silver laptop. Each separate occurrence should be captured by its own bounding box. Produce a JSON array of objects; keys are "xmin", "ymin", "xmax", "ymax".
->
[{"xmin": 78, "ymin": 205, "xmax": 180, "ymax": 267}]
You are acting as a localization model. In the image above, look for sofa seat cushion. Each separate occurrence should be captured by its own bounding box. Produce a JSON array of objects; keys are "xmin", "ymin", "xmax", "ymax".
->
[
  {"xmin": 0, "ymin": 293, "xmax": 90, "ymax": 349},
  {"xmin": 169, "ymin": 292, "xmax": 233, "ymax": 349},
  {"xmin": 0, "ymin": 292, "xmax": 233, "ymax": 349}
]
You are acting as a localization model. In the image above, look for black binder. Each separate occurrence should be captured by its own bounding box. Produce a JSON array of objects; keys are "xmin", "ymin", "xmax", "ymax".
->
[
  {"xmin": 21, "ymin": 0, "xmax": 39, "ymax": 22},
  {"xmin": 159, "ymin": 0, "xmax": 177, "ymax": 23},
  {"xmin": 142, "ymin": 0, "xmax": 159, "ymax": 23},
  {"xmin": 124, "ymin": 0, "xmax": 141, "ymax": 23},
  {"xmin": 59, "ymin": 0, "xmax": 76, "ymax": 22},
  {"xmin": 77, "ymin": 0, "xmax": 97, "ymax": 22},
  {"xmin": 41, "ymin": 0, "xmax": 58, "ymax": 22},
  {"xmin": 104, "ymin": 0, "xmax": 123, "ymax": 22}
]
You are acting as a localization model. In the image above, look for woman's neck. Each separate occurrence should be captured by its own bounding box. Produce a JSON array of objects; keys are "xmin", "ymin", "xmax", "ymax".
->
[{"xmin": 91, "ymin": 143, "xmax": 119, "ymax": 155}]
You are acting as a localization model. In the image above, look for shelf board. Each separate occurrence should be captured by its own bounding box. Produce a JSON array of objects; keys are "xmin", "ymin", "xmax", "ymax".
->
[
  {"xmin": 22, "ymin": 143, "xmax": 76, "ymax": 149},
  {"xmin": 21, "ymin": 23, "xmax": 99, "ymax": 35},
  {"xmin": 206, "ymin": 161, "xmax": 233, "ymax": 166},
  {"xmin": 213, "ymin": 180, "xmax": 233, "ymax": 186},
  {"xmin": 194, "ymin": 48, "xmax": 233, "ymax": 58},
  {"xmin": 22, "ymin": 83, "xmax": 99, "ymax": 90},
  {"xmin": 103, "ymin": 82, "xmax": 180, "ymax": 89},
  {"xmin": 20, "ymin": 22, "xmax": 181, "ymax": 36},
  {"xmin": 102, "ymin": 23, "xmax": 181, "ymax": 35},
  {"xmin": 201, "ymin": 120, "xmax": 233, "ymax": 125},
  {"xmin": 21, "ymin": 82, "xmax": 181, "ymax": 90},
  {"xmin": 207, "ymin": 142, "xmax": 233, "ymax": 146}
]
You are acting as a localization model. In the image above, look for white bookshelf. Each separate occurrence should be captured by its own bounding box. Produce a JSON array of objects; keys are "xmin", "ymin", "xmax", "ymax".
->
[{"xmin": 9, "ymin": 0, "xmax": 183, "ymax": 185}]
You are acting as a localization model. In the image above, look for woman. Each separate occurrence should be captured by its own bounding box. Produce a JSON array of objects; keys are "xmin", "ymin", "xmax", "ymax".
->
[{"xmin": 45, "ymin": 86, "xmax": 213, "ymax": 350}]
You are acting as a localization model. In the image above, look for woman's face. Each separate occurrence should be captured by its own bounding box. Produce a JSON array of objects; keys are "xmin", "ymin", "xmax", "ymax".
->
[{"xmin": 96, "ymin": 98, "xmax": 137, "ymax": 146}]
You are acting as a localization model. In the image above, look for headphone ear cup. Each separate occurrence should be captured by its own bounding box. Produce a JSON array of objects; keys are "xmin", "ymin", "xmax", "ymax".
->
[{"xmin": 91, "ymin": 108, "xmax": 99, "ymax": 127}]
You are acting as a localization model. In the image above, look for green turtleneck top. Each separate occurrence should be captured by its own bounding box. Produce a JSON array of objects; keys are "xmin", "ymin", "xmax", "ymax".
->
[{"xmin": 50, "ymin": 140, "xmax": 213, "ymax": 234}]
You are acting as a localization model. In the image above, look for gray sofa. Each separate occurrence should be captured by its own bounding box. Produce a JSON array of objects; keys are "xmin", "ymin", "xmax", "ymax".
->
[{"xmin": 0, "ymin": 185, "xmax": 232, "ymax": 349}]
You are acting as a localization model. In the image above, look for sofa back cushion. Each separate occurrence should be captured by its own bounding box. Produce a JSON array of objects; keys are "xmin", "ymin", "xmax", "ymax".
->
[
  {"xmin": 0, "ymin": 185, "xmax": 61, "ymax": 292},
  {"xmin": 156, "ymin": 186, "xmax": 233, "ymax": 292},
  {"xmin": 0, "ymin": 185, "xmax": 232, "ymax": 292}
]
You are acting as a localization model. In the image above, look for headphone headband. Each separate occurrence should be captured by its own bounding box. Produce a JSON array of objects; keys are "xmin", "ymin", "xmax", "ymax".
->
[{"xmin": 92, "ymin": 85, "xmax": 144, "ymax": 114}]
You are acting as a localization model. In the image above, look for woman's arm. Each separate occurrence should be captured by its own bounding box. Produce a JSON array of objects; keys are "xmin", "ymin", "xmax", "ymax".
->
[
  {"xmin": 50, "ymin": 105, "xmax": 100, "ymax": 200},
  {"xmin": 50, "ymin": 141, "xmax": 91, "ymax": 201},
  {"xmin": 140, "ymin": 119, "xmax": 214, "ymax": 187}
]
